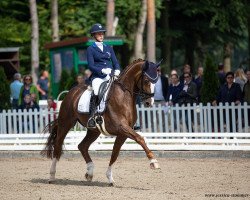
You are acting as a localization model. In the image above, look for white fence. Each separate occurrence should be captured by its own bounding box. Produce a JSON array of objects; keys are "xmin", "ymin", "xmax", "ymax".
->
[{"xmin": 0, "ymin": 103, "xmax": 249, "ymax": 151}]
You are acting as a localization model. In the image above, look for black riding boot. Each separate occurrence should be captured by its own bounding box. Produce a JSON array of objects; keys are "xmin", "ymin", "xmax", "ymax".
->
[{"xmin": 87, "ymin": 95, "xmax": 98, "ymax": 128}]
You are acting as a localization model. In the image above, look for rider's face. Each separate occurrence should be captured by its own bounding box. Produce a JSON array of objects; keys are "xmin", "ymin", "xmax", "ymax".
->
[{"xmin": 94, "ymin": 32, "xmax": 104, "ymax": 42}]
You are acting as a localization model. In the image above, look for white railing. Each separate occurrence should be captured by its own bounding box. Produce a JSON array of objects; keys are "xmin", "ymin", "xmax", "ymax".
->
[
  {"xmin": 136, "ymin": 102, "xmax": 250, "ymax": 133},
  {"xmin": 0, "ymin": 103, "xmax": 249, "ymax": 151}
]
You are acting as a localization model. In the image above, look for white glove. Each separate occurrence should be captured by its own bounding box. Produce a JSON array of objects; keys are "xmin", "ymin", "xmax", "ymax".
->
[
  {"xmin": 114, "ymin": 70, "xmax": 120, "ymax": 76},
  {"xmin": 101, "ymin": 68, "xmax": 112, "ymax": 75}
]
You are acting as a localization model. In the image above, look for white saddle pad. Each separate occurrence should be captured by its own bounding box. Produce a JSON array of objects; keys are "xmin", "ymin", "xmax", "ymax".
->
[{"xmin": 77, "ymin": 86, "xmax": 110, "ymax": 113}]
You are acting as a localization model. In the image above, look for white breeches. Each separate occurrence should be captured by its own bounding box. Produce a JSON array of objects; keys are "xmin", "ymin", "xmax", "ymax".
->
[{"xmin": 92, "ymin": 76, "xmax": 110, "ymax": 95}]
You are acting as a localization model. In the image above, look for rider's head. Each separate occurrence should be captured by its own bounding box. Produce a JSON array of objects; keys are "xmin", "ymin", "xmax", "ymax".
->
[{"xmin": 90, "ymin": 23, "xmax": 106, "ymax": 42}]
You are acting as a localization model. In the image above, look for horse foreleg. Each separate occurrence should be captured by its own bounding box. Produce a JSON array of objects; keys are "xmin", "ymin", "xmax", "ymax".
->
[
  {"xmin": 78, "ymin": 130, "xmax": 100, "ymax": 182},
  {"xmin": 49, "ymin": 158, "xmax": 57, "ymax": 183},
  {"xmin": 120, "ymin": 125, "xmax": 160, "ymax": 169},
  {"xmin": 107, "ymin": 135, "xmax": 127, "ymax": 186}
]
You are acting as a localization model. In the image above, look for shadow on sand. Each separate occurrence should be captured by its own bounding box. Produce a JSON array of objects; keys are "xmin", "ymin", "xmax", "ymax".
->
[{"xmin": 29, "ymin": 178, "xmax": 150, "ymax": 190}]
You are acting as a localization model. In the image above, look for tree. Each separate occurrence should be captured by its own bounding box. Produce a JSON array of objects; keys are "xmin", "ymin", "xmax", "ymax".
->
[
  {"xmin": 29, "ymin": 0, "xmax": 39, "ymax": 84},
  {"xmin": 133, "ymin": 0, "xmax": 147, "ymax": 60},
  {"xmin": 106, "ymin": 0, "xmax": 115, "ymax": 36},
  {"xmin": 147, "ymin": 0, "xmax": 156, "ymax": 62},
  {"xmin": 0, "ymin": 67, "xmax": 11, "ymax": 111},
  {"xmin": 200, "ymin": 56, "xmax": 219, "ymax": 104},
  {"xmin": 51, "ymin": 0, "xmax": 59, "ymax": 42}
]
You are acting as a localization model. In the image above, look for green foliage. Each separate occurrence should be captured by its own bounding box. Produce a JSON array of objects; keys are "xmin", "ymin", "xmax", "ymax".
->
[
  {"xmin": 58, "ymin": 68, "xmax": 76, "ymax": 99},
  {"xmin": 200, "ymin": 56, "xmax": 219, "ymax": 104},
  {"xmin": 0, "ymin": 67, "xmax": 11, "ymax": 111}
]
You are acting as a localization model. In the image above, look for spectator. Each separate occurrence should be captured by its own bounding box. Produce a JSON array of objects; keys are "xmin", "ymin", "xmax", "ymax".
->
[
  {"xmin": 194, "ymin": 66, "xmax": 203, "ymax": 102},
  {"xmin": 212, "ymin": 71, "xmax": 242, "ymax": 132},
  {"xmin": 18, "ymin": 94, "xmax": 39, "ymax": 133},
  {"xmin": 167, "ymin": 74, "xmax": 183, "ymax": 105},
  {"xmin": 154, "ymin": 67, "xmax": 169, "ymax": 105},
  {"xmin": 234, "ymin": 68, "xmax": 247, "ymax": 92},
  {"xmin": 47, "ymin": 97, "xmax": 57, "ymax": 111},
  {"xmin": 10, "ymin": 73, "xmax": 23, "ymax": 109},
  {"xmin": 179, "ymin": 64, "xmax": 193, "ymax": 84},
  {"xmin": 37, "ymin": 70, "xmax": 50, "ymax": 100},
  {"xmin": 84, "ymin": 69, "xmax": 92, "ymax": 85},
  {"xmin": 18, "ymin": 75, "xmax": 39, "ymax": 105},
  {"xmin": 243, "ymin": 70, "xmax": 250, "ymax": 125},
  {"xmin": 176, "ymin": 72, "xmax": 197, "ymax": 132},
  {"xmin": 18, "ymin": 94, "xmax": 39, "ymax": 111},
  {"xmin": 70, "ymin": 74, "xmax": 85, "ymax": 89},
  {"xmin": 217, "ymin": 63, "xmax": 226, "ymax": 86},
  {"xmin": 167, "ymin": 74, "xmax": 183, "ymax": 130}
]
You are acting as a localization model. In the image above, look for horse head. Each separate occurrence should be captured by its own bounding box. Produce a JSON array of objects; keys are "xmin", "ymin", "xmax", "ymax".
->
[{"xmin": 136, "ymin": 59, "xmax": 162, "ymax": 107}]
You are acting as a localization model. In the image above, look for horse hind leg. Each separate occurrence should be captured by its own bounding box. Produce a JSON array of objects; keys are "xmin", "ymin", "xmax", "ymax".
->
[
  {"xmin": 106, "ymin": 135, "xmax": 127, "ymax": 186},
  {"xmin": 49, "ymin": 118, "xmax": 77, "ymax": 183},
  {"xmin": 78, "ymin": 129, "xmax": 100, "ymax": 182}
]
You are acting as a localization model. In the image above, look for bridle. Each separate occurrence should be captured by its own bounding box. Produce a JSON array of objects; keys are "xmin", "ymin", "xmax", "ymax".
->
[
  {"xmin": 115, "ymin": 67, "xmax": 158, "ymax": 101},
  {"xmin": 134, "ymin": 72, "xmax": 155, "ymax": 101}
]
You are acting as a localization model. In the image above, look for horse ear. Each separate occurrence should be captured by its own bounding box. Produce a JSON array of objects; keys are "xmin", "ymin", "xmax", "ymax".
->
[
  {"xmin": 155, "ymin": 59, "xmax": 163, "ymax": 68},
  {"xmin": 143, "ymin": 60, "xmax": 149, "ymax": 71}
]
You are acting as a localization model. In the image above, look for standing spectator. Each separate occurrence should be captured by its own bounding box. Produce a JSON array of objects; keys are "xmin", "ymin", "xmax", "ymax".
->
[
  {"xmin": 47, "ymin": 97, "xmax": 57, "ymax": 111},
  {"xmin": 194, "ymin": 67, "xmax": 203, "ymax": 102},
  {"xmin": 234, "ymin": 68, "xmax": 247, "ymax": 92},
  {"xmin": 83, "ymin": 69, "xmax": 92, "ymax": 86},
  {"xmin": 154, "ymin": 67, "xmax": 169, "ymax": 105},
  {"xmin": 18, "ymin": 94, "xmax": 39, "ymax": 133},
  {"xmin": 212, "ymin": 71, "xmax": 242, "ymax": 132},
  {"xmin": 167, "ymin": 74, "xmax": 183, "ymax": 130},
  {"xmin": 70, "ymin": 74, "xmax": 85, "ymax": 89},
  {"xmin": 19, "ymin": 75, "xmax": 39, "ymax": 105},
  {"xmin": 176, "ymin": 72, "xmax": 197, "ymax": 132},
  {"xmin": 243, "ymin": 70, "xmax": 250, "ymax": 125},
  {"xmin": 37, "ymin": 70, "xmax": 50, "ymax": 100},
  {"xmin": 18, "ymin": 94, "xmax": 39, "ymax": 111},
  {"xmin": 10, "ymin": 73, "xmax": 23, "ymax": 109},
  {"xmin": 167, "ymin": 74, "xmax": 183, "ymax": 105},
  {"xmin": 47, "ymin": 97, "xmax": 57, "ymax": 121},
  {"xmin": 217, "ymin": 63, "xmax": 226, "ymax": 86},
  {"xmin": 179, "ymin": 64, "xmax": 193, "ymax": 84}
]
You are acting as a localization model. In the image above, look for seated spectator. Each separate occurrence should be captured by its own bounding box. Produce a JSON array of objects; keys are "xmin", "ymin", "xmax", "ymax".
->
[{"xmin": 18, "ymin": 94, "xmax": 40, "ymax": 111}]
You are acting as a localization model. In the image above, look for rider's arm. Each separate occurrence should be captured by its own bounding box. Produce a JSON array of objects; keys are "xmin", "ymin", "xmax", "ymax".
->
[{"xmin": 87, "ymin": 47, "xmax": 103, "ymax": 76}]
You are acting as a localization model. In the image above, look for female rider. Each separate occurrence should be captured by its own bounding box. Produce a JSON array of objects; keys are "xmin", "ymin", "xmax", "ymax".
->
[{"xmin": 87, "ymin": 23, "xmax": 121, "ymax": 128}]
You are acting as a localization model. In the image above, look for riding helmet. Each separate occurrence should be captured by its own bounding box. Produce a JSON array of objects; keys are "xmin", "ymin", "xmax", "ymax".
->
[{"xmin": 90, "ymin": 23, "xmax": 106, "ymax": 35}]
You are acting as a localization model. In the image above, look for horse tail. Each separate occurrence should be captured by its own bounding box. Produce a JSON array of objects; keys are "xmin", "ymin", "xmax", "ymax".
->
[{"xmin": 40, "ymin": 119, "xmax": 58, "ymax": 159}]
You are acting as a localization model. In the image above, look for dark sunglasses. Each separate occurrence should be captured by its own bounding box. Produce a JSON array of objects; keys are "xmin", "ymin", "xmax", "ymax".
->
[
  {"xmin": 184, "ymin": 76, "xmax": 190, "ymax": 78},
  {"xmin": 25, "ymin": 78, "xmax": 31, "ymax": 81},
  {"xmin": 226, "ymin": 76, "xmax": 233, "ymax": 79}
]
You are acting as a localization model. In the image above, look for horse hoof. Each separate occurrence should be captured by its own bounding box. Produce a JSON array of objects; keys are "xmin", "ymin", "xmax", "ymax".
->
[
  {"xmin": 108, "ymin": 183, "xmax": 114, "ymax": 187},
  {"xmin": 85, "ymin": 173, "xmax": 93, "ymax": 181},
  {"xmin": 48, "ymin": 179, "xmax": 55, "ymax": 184},
  {"xmin": 150, "ymin": 162, "xmax": 160, "ymax": 169}
]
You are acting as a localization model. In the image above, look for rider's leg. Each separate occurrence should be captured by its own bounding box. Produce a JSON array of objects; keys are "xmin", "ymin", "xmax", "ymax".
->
[{"xmin": 87, "ymin": 78, "xmax": 103, "ymax": 128}]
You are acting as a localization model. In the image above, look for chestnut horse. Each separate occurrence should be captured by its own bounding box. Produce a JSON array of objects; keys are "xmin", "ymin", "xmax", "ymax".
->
[{"xmin": 41, "ymin": 59, "xmax": 160, "ymax": 186}]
